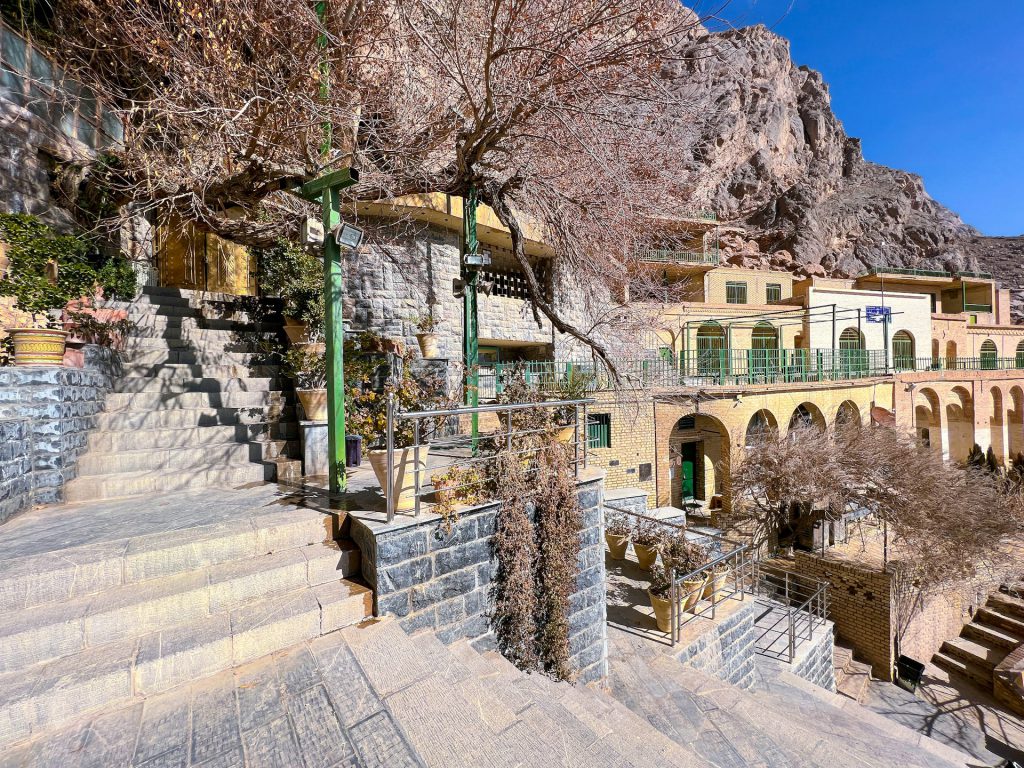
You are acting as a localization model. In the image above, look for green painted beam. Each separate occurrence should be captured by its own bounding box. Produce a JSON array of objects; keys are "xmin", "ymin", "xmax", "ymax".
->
[{"xmin": 300, "ymin": 168, "xmax": 360, "ymax": 200}]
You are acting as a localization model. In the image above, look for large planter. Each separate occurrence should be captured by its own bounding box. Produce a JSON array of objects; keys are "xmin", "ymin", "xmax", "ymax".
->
[
  {"xmin": 9, "ymin": 328, "xmax": 69, "ymax": 366},
  {"xmin": 702, "ymin": 565, "xmax": 730, "ymax": 603},
  {"xmin": 367, "ymin": 446, "xmax": 428, "ymax": 513},
  {"xmin": 682, "ymin": 575, "xmax": 708, "ymax": 614},
  {"xmin": 416, "ymin": 332, "xmax": 440, "ymax": 359},
  {"xmin": 296, "ymin": 389, "xmax": 328, "ymax": 421},
  {"xmin": 648, "ymin": 589, "xmax": 672, "ymax": 633},
  {"xmin": 283, "ymin": 316, "xmax": 311, "ymax": 345},
  {"xmin": 605, "ymin": 532, "xmax": 629, "ymax": 560},
  {"xmin": 556, "ymin": 425, "xmax": 576, "ymax": 444},
  {"xmin": 634, "ymin": 543, "xmax": 659, "ymax": 571}
]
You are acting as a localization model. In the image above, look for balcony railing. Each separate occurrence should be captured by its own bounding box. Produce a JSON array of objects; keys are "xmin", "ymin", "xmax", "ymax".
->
[
  {"xmin": 638, "ymin": 248, "xmax": 720, "ymax": 266},
  {"xmin": 909, "ymin": 356, "xmax": 1024, "ymax": 372},
  {"xmin": 963, "ymin": 303, "xmax": 993, "ymax": 313},
  {"xmin": 958, "ymin": 271, "xmax": 994, "ymax": 280},
  {"xmin": 862, "ymin": 266, "xmax": 993, "ymax": 281}
]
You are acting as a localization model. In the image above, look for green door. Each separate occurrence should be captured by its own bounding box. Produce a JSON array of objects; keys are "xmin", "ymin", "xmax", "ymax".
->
[{"xmin": 680, "ymin": 442, "xmax": 697, "ymax": 502}]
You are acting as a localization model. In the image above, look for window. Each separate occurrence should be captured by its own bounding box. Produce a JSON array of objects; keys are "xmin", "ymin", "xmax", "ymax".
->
[
  {"xmin": 892, "ymin": 331, "xmax": 915, "ymax": 371},
  {"xmin": 765, "ymin": 283, "xmax": 782, "ymax": 303},
  {"xmin": 588, "ymin": 413, "xmax": 611, "ymax": 449},
  {"xmin": 725, "ymin": 281, "xmax": 747, "ymax": 304},
  {"xmin": 980, "ymin": 340, "xmax": 998, "ymax": 370}
]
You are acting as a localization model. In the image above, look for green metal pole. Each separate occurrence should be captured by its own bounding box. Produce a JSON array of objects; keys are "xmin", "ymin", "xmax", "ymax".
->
[
  {"xmin": 316, "ymin": 0, "xmax": 345, "ymax": 493},
  {"xmin": 462, "ymin": 188, "xmax": 480, "ymax": 443}
]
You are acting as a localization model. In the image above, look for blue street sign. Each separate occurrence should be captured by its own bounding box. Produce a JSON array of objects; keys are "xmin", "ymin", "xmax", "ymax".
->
[{"xmin": 866, "ymin": 306, "xmax": 891, "ymax": 323}]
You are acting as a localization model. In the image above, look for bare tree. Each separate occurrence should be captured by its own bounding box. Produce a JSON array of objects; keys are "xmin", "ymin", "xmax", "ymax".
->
[{"xmin": 50, "ymin": 0, "xmax": 715, "ymax": 363}]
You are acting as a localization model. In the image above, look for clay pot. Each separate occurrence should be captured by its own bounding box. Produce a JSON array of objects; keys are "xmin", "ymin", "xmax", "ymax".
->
[
  {"xmin": 649, "ymin": 589, "xmax": 672, "ymax": 633},
  {"xmin": 702, "ymin": 566, "xmax": 731, "ymax": 603},
  {"xmin": 416, "ymin": 332, "xmax": 440, "ymax": 359},
  {"xmin": 605, "ymin": 532, "xmax": 629, "ymax": 560},
  {"xmin": 296, "ymin": 389, "xmax": 328, "ymax": 421},
  {"xmin": 9, "ymin": 328, "xmax": 69, "ymax": 366},
  {"xmin": 682, "ymin": 575, "xmax": 709, "ymax": 614},
  {"xmin": 634, "ymin": 543, "xmax": 659, "ymax": 571},
  {"xmin": 367, "ymin": 446, "xmax": 428, "ymax": 513},
  {"xmin": 556, "ymin": 425, "xmax": 576, "ymax": 443}
]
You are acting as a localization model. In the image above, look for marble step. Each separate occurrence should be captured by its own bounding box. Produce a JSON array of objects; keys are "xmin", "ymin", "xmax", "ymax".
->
[
  {"xmin": 0, "ymin": 506, "xmax": 350, "ymax": 613},
  {"xmin": 121, "ymin": 348, "xmax": 277, "ymax": 366},
  {"xmin": 118, "ymin": 362, "xmax": 282, "ymax": 380},
  {"xmin": 0, "ymin": 542, "xmax": 361, "ymax": 674},
  {"xmin": 941, "ymin": 636, "xmax": 1007, "ymax": 673},
  {"xmin": 975, "ymin": 605, "xmax": 1024, "ymax": 643},
  {"xmin": 932, "ymin": 650, "xmax": 993, "ymax": 688},
  {"xmin": 103, "ymin": 390, "xmax": 291, "ymax": 412},
  {"xmin": 988, "ymin": 591, "xmax": 1024, "ymax": 622},
  {"xmin": 77, "ymin": 440, "xmax": 297, "ymax": 475},
  {"xmin": 95, "ymin": 404, "xmax": 296, "ymax": 430},
  {"xmin": 112, "ymin": 375, "xmax": 287, "ymax": 394},
  {"xmin": 0, "ymin": 579, "xmax": 371, "ymax": 749},
  {"xmin": 966, "ymin": 615, "xmax": 1024, "ymax": 648},
  {"xmin": 63, "ymin": 463, "xmax": 272, "ymax": 502}
]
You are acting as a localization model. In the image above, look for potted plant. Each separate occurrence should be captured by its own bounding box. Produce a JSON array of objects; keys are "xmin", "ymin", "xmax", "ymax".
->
[
  {"xmin": 631, "ymin": 518, "xmax": 661, "ymax": 571},
  {"xmin": 283, "ymin": 345, "xmax": 328, "ymax": 421},
  {"xmin": 256, "ymin": 240, "xmax": 324, "ymax": 348},
  {"xmin": 605, "ymin": 509, "xmax": 631, "ymax": 560},
  {"xmin": 648, "ymin": 563, "xmax": 673, "ymax": 633},
  {"xmin": 550, "ymin": 367, "xmax": 595, "ymax": 442},
  {"xmin": 702, "ymin": 558, "xmax": 731, "ymax": 603},
  {"xmin": 412, "ymin": 310, "xmax": 440, "ymax": 359},
  {"xmin": 662, "ymin": 533, "xmax": 708, "ymax": 613}
]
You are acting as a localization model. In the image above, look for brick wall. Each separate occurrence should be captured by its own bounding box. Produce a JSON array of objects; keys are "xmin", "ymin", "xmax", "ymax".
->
[
  {"xmin": 898, "ymin": 576, "xmax": 998, "ymax": 668},
  {"xmin": 351, "ymin": 474, "xmax": 607, "ymax": 683},
  {"xmin": 0, "ymin": 346, "xmax": 118, "ymax": 519},
  {"xmin": 588, "ymin": 394, "xmax": 658, "ymax": 504}
]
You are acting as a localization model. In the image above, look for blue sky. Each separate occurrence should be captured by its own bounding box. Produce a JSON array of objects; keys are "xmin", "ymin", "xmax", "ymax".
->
[{"xmin": 704, "ymin": 0, "xmax": 1024, "ymax": 236}]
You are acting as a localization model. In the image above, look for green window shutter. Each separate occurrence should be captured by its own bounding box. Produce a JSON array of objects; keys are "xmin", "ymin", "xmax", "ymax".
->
[{"xmin": 588, "ymin": 414, "xmax": 611, "ymax": 449}]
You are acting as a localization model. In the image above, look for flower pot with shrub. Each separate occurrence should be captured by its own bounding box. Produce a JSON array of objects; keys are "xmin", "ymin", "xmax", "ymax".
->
[
  {"xmin": 0, "ymin": 213, "xmax": 135, "ymax": 367},
  {"xmin": 648, "ymin": 563, "xmax": 673, "ymax": 633},
  {"xmin": 631, "ymin": 518, "xmax": 661, "ymax": 570},
  {"xmin": 412, "ymin": 310, "xmax": 440, "ymax": 359},
  {"xmin": 605, "ymin": 509, "xmax": 631, "ymax": 560},
  {"xmin": 549, "ymin": 367, "xmax": 595, "ymax": 443},
  {"xmin": 283, "ymin": 345, "xmax": 328, "ymax": 421},
  {"xmin": 661, "ymin": 532, "xmax": 709, "ymax": 613}
]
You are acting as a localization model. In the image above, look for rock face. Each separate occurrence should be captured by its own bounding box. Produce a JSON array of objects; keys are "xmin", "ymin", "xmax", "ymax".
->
[{"xmin": 672, "ymin": 24, "xmax": 989, "ymax": 278}]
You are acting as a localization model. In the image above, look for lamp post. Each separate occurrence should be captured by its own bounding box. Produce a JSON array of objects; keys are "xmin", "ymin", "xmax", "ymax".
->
[{"xmin": 462, "ymin": 188, "xmax": 486, "ymax": 443}]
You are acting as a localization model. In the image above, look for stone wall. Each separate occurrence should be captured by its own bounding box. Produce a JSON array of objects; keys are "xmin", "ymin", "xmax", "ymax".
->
[
  {"xmin": 675, "ymin": 598, "xmax": 758, "ymax": 688},
  {"xmin": 351, "ymin": 474, "xmax": 607, "ymax": 683},
  {"xmin": 0, "ymin": 346, "xmax": 118, "ymax": 519},
  {"xmin": 791, "ymin": 622, "xmax": 838, "ymax": 692}
]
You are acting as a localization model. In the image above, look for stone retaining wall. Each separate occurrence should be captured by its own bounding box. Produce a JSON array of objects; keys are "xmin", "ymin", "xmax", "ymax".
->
[
  {"xmin": 675, "ymin": 599, "xmax": 758, "ymax": 688},
  {"xmin": 791, "ymin": 622, "xmax": 838, "ymax": 692},
  {"xmin": 351, "ymin": 474, "xmax": 607, "ymax": 683},
  {"xmin": 0, "ymin": 346, "xmax": 118, "ymax": 519}
]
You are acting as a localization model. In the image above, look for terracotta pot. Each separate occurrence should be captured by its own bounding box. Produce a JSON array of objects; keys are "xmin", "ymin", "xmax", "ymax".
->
[
  {"xmin": 634, "ymin": 543, "xmax": 659, "ymax": 571},
  {"xmin": 9, "ymin": 328, "xmax": 69, "ymax": 366},
  {"xmin": 556, "ymin": 425, "xmax": 576, "ymax": 443},
  {"xmin": 682, "ymin": 575, "xmax": 708, "ymax": 614},
  {"xmin": 416, "ymin": 332, "xmax": 440, "ymax": 359},
  {"xmin": 292, "ymin": 341, "xmax": 326, "ymax": 356},
  {"xmin": 702, "ymin": 566, "xmax": 730, "ymax": 602},
  {"xmin": 367, "ymin": 446, "xmax": 428, "ymax": 512},
  {"xmin": 649, "ymin": 589, "xmax": 672, "ymax": 633},
  {"xmin": 296, "ymin": 389, "xmax": 328, "ymax": 421},
  {"xmin": 283, "ymin": 316, "xmax": 310, "ymax": 345},
  {"xmin": 605, "ymin": 532, "xmax": 629, "ymax": 560}
]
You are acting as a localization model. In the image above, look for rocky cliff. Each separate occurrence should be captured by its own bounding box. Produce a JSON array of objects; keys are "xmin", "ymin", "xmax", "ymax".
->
[{"xmin": 672, "ymin": 24, "xmax": 1017, "ymax": 285}]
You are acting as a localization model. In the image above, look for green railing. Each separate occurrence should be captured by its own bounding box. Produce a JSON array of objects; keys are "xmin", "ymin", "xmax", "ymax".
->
[
  {"xmin": 958, "ymin": 271, "xmax": 993, "ymax": 280},
  {"xmin": 862, "ymin": 267, "xmax": 951, "ymax": 279},
  {"xmin": 963, "ymin": 303, "xmax": 993, "ymax": 313},
  {"xmin": 911, "ymin": 356, "xmax": 1024, "ymax": 372},
  {"xmin": 638, "ymin": 248, "xmax": 719, "ymax": 266}
]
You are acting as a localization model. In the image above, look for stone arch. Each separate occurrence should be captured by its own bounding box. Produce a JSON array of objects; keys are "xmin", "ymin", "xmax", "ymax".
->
[
  {"xmin": 745, "ymin": 409, "xmax": 779, "ymax": 446},
  {"xmin": 892, "ymin": 330, "xmax": 915, "ymax": 371},
  {"xmin": 916, "ymin": 387, "xmax": 943, "ymax": 458},
  {"xmin": 989, "ymin": 386, "xmax": 1006, "ymax": 467},
  {"xmin": 835, "ymin": 400, "xmax": 862, "ymax": 429},
  {"xmin": 789, "ymin": 402, "xmax": 827, "ymax": 433},
  {"xmin": 668, "ymin": 413, "xmax": 732, "ymax": 511},
  {"xmin": 946, "ymin": 386, "xmax": 975, "ymax": 463},
  {"xmin": 1009, "ymin": 386, "xmax": 1024, "ymax": 462},
  {"xmin": 981, "ymin": 339, "xmax": 998, "ymax": 370}
]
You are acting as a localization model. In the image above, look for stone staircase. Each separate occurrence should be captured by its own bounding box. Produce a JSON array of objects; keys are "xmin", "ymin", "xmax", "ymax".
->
[
  {"xmin": 833, "ymin": 641, "xmax": 873, "ymax": 703},
  {"xmin": 0, "ymin": 507, "xmax": 371, "ymax": 750},
  {"xmin": 934, "ymin": 589, "xmax": 1024, "ymax": 689},
  {"xmin": 608, "ymin": 628, "xmax": 978, "ymax": 768},
  {"xmin": 64, "ymin": 286, "xmax": 301, "ymax": 502}
]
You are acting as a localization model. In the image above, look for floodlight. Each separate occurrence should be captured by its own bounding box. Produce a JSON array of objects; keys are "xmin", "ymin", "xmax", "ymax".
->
[{"xmin": 333, "ymin": 222, "xmax": 364, "ymax": 250}]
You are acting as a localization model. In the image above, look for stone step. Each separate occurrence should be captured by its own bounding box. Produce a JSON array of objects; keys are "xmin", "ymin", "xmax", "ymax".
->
[
  {"xmin": 121, "ymin": 302, "xmax": 282, "ymax": 326},
  {"xmin": 121, "ymin": 348, "xmax": 277, "ymax": 366},
  {"xmin": 932, "ymin": 650, "xmax": 992, "ymax": 688},
  {"xmin": 126, "ymin": 321, "xmax": 283, "ymax": 341},
  {"xmin": 0, "ymin": 507, "xmax": 350, "ymax": 613},
  {"xmin": 836, "ymin": 665, "xmax": 871, "ymax": 703},
  {"xmin": 112, "ymin": 375, "xmax": 287, "ymax": 394},
  {"xmin": 103, "ymin": 390, "xmax": 290, "ymax": 412},
  {"xmin": 961, "ymin": 617, "xmax": 1023, "ymax": 650},
  {"xmin": 76, "ymin": 440, "xmax": 297, "ymax": 475},
  {"xmin": 976, "ymin": 605, "xmax": 1024, "ymax": 643},
  {"xmin": 988, "ymin": 591, "xmax": 1024, "ymax": 622},
  {"xmin": 0, "ymin": 580, "xmax": 371, "ymax": 748},
  {"xmin": 0, "ymin": 542, "xmax": 360, "ymax": 674},
  {"xmin": 95, "ymin": 404, "xmax": 295, "ymax": 430},
  {"xmin": 940, "ymin": 636, "xmax": 1004, "ymax": 673},
  {"xmin": 121, "ymin": 335, "xmax": 275, "ymax": 352},
  {"xmin": 63, "ymin": 463, "xmax": 271, "ymax": 502},
  {"xmin": 87, "ymin": 422, "xmax": 297, "ymax": 452},
  {"xmin": 119, "ymin": 362, "xmax": 282, "ymax": 380},
  {"xmin": 140, "ymin": 285, "xmax": 285, "ymax": 306}
]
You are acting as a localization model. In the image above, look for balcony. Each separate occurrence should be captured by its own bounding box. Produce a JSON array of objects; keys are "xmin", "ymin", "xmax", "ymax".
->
[
  {"xmin": 638, "ymin": 248, "xmax": 720, "ymax": 266},
  {"xmin": 963, "ymin": 303, "xmax": 993, "ymax": 314}
]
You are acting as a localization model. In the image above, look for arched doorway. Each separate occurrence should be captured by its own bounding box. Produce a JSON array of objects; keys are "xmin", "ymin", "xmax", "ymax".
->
[
  {"xmin": 695, "ymin": 322, "xmax": 726, "ymax": 380},
  {"xmin": 1009, "ymin": 386, "xmax": 1024, "ymax": 461},
  {"xmin": 931, "ymin": 339, "xmax": 940, "ymax": 368},
  {"xmin": 745, "ymin": 409, "xmax": 779, "ymax": 446},
  {"xmin": 789, "ymin": 402, "xmax": 827, "ymax": 433},
  {"xmin": 946, "ymin": 340, "xmax": 958, "ymax": 369},
  {"xmin": 750, "ymin": 322, "xmax": 780, "ymax": 381},
  {"xmin": 892, "ymin": 330, "xmax": 915, "ymax": 371},
  {"xmin": 839, "ymin": 327, "xmax": 867, "ymax": 375},
  {"xmin": 916, "ymin": 387, "xmax": 943, "ymax": 457},
  {"xmin": 1016, "ymin": 341, "xmax": 1024, "ymax": 370},
  {"xmin": 990, "ymin": 387, "xmax": 1005, "ymax": 467},
  {"xmin": 835, "ymin": 401, "xmax": 862, "ymax": 430},
  {"xmin": 669, "ymin": 414, "xmax": 730, "ymax": 509},
  {"xmin": 981, "ymin": 339, "xmax": 998, "ymax": 370}
]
